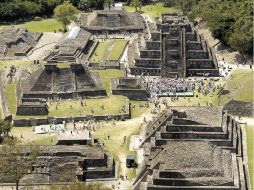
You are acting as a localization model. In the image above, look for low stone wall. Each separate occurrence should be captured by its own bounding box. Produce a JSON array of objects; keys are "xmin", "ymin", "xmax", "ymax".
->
[
  {"xmin": 0, "ymin": 70, "xmax": 12, "ymax": 119},
  {"xmin": 23, "ymin": 89, "xmax": 107, "ymax": 100},
  {"xmin": 16, "ymin": 104, "xmax": 49, "ymax": 115},
  {"xmin": 112, "ymin": 89, "xmax": 150, "ymax": 101},
  {"xmin": 13, "ymin": 112, "xmax": 130, "ymax": 127}
]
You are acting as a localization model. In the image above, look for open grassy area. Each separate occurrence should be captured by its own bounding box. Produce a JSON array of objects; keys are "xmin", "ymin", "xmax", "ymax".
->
[
  {"xmin": 91, "ymin": 69, "xmax": 125, "ymax": 93},
  {"xmin": 109, "ymin": 40, "xmax": 128, "ymax": 60},
  {"xmin": 5, "ymin": 82, "xmax": 17, "ymax": 115},
  {"xmin": 34, "ymin": 136, "xmax": 55, "ymax": 145},
  {"xmin": 130, "ymin": 101, "xmax": 152, "ymax": 118},
  {"xmin": 92, "ymin": 123, "xmax": 141, "ymax": 178},
  {"xmin": 0, "ymin": 18, "xmax": 63, "ymax": 32},
  {"xmin": 220, "ymin": 70, "xmax": 254, "ymax": 105},
  {"xmin": 89, "ymin": 40, "xmax": 128, "ymax": 62},
  {"xmin": 124, "ymin": 2, "xmax": 179, "ymax": 21},
  {"xmin": 0, "ymin": 60, "xmax": 33, "ymax": 69},
  {"xmin": 48, "ymin": 95, "xmax": 128, "ymax": 117},
  {"xmin": 48, "ymin": 69, "xmax": 127, "ymax": 117},
  {"xmin": 15, "ymin": 69, "xmax": 126, "ymax": 118},
  {"xmin": 245, "ymin": 125, "xmax": 254, "ymax": 189}
]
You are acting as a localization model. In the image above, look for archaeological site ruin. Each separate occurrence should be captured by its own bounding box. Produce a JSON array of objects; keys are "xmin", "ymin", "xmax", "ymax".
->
[
  {"xmin": 47, "ymin": 27, "xmax": 95, "ymax": 63},
  {"xmin": 0, "ymin": 27, "xmax": 42, "ymax": 58},
  {"xmin": 0, "ymin": 145, "xmax": 115, "ymax": 184},
  {"xmin": 79, "ymin": 10, "xmax": 145, "ymax": 34},
  {"xmin": 133, "ymin": 107, "xmax": 250, "ymax": 190},
  {"xmin": 0, "ymin": 3, "xmax": 252, "ymax": 189},
  {"xmin": 111, "ymin": 77, "xmax": 150, "ymax": 100},
  {"xmin": 130, "ymin": 13, "xmax": 219, "ymax": 77}
]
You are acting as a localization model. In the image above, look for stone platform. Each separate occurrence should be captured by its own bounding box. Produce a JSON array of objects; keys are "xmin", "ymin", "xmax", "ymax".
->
[
  {"xmin": 130, "ymin": 13, "xmax": 219, "ymax": 77},
  {"xmin": 133, "ymin": 107, "xmax": 250, "ymax": 190}
]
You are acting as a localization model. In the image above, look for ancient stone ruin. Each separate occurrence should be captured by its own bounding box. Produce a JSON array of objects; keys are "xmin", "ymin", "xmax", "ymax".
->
[
  {"xmin": 0, "ymin": 27, "xmax": 42, "ymax": 58},
  {"xmin": 47, "ymin": 27, "xmax": 95, "ymax": 63},
  {"xmin": 16, "ymin": 63, "xmax": 106, "ymax": 115},
  {"xmin": 130, "ymin": 13, "xmax": 219, "ymax": 77},
  {"xmin": 0, "ymin": 145, "xmax": 115, "ymax": 184},
  {"xmin": 55, "ymin": 130, "xmax": 92, "ymax": 145},
  {"xmin": 79, "ymin": 10, "xmax": 145, "ymax": 34},
  {"xmin": 111, "ymin": 77, "xmax": 150, "ymax": 100},
  {"xmin": 134, "ymin": 107, "xmax": 250, "ymax": 189}
]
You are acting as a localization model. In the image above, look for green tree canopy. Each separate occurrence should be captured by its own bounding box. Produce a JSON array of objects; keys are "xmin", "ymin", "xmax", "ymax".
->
[
  {"xmin": 131, "ymin": 0, "xmax": 142, "ymax": 12},
  {"xmin": 185, "ymin": 0, "xmax": 253, "ymax": 55},
  {"xmin": 104, "ymin": 0, "xmax": 114, "ymax": 10},
  {"xmin": 0, "ymin": 120, "xmax": 12, "ymax": 142},
  {"xmin": 54, "ymin": 1, "xmax": 79, "ymax": 31}
]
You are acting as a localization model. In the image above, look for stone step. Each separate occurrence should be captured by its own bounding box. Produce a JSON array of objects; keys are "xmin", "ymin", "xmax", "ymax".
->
[{"xmin": 160, "ymin": 131, "xmax": 227, "ymax": 139}]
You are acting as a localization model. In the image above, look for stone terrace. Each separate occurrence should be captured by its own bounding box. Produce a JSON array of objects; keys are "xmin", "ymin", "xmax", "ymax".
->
[
  {"xmin": 111, "ymin": 77, "xmax": 150, "ymax": 100},
  {"xmin": 0, "ymin": 27, "xmax": 42, "ymax": 58},
  {"xmin": 16, "ymin": 64, "xmax": 106, "ymax": 115},
  {"xmin": 0, "ymin": 145, "xmax": 115, "ymax": 184},
  {"xmin": 130, "ymin": 13, "xmax": 219, "ymax": 77},
  {"xmin": 133, "ymin": 107, "xmax": 250, "ymax": 190},
  {"xmin": 80, "ymin": 10, "xmax": 145, "ymax": 34},
  {"xmin": 21, "ymin": 64, "xmax": 106, "ymax": 99},
  {"xmin": 47, "ymin": 27, "xmax": 94, "ymax": 63}
]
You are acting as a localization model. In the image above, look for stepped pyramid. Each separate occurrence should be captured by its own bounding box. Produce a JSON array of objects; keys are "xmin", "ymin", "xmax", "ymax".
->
[
  {"xmin": 134, "ymin": 107, "xmax": 250, "ymax": 190},
  {"xmin": 130, "ymin": 13, "xmax": 219, "ymax": 77}
]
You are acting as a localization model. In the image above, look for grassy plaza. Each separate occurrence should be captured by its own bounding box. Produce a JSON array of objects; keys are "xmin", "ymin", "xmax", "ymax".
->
[
  {"xmin": 0, "ymin": 18, "xmax": 63, "ymax": 32},
  {"xmin": 89, "ymin": 39, "xmax": 128, "ymax": 63}
]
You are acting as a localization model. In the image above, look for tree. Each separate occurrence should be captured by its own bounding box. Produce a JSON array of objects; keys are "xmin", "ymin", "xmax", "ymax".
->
[
  {"xmin": 0, "ymin": 120, "xmax": 12, "ymax": 142},
  {"xmin": 54, "ymin": 1, "xmax": 79, "ymax": 31},
  {"xmin": 104, "ymin": 0, "xmax": 113, "ymax": 10},
  {"xmin": 0, "ymin": 138, "xmax": 40, "ymax": 190},
  {"xmin": 78, "ymin": 0, "xmax": 90, "ymax": 11},
  {"xmin": 130, "ymin": 0, "xmax": 142, "ymax": 12}
]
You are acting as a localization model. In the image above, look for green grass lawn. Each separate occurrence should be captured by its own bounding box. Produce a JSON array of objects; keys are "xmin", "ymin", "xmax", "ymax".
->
[
  {"xmin": 245, "ymin": 125, "xmax": 254, "ymax": 189},
  {"xmin": 15, "ymin": 69, "xmax": 127, "ymax": 118},
  {"xmin": 92, "ymin": 69, "xmax": 125, "ymax": 93},
  {"xmin": 34, "ymin": 136, "xmax": 54, "ymax": 145},
  {"xmin": 124, "ymin": 2, "xmax": 179, "ymax": 21},
  {"xmin": 5, "ymin": 82, "xmax": 17, "ymax": 115},
  {"xmin": 92, "ymin": 123, "xmax": 141, "ymax": 178},
  {"xmin": 89, "ymin": 41, "xmax": 110, "ymax": 62},
  {"xmin": 0, "ymin": 18, "xmax": 63, "ymax": 32},
  {"xmin": 48, "ymin": 69, "xmax": 127, "ymax": 117},
  {"xmin": 109, "ymin": 40, "xmax": 128, "ymax": 60},
  {"xmin": 130, "ymin": 101, "xmax": 153, "ymax": 118},
  {"xmin": 220, "ymin": 70, "xmax": 254, "ymax": 105},
  {"xmin": 89, "ymin": 40, "xmax": 128, "ymax": 62},
  {"xmin": 48, "ymin": 95, "xmax": 128, "ymax": 117},
  {"xmin": 0, "ymin": 60, "xmax": 33, "ymax": 69}
]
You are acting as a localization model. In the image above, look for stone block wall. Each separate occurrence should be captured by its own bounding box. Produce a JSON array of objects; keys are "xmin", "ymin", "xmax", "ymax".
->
[
  {"xmin": 140, "ymin": 50, "xmax": 161, "ymax": 59},
  {"xmin": 16, "ymin": 104, "xmax": 48, "ymax": 115}
]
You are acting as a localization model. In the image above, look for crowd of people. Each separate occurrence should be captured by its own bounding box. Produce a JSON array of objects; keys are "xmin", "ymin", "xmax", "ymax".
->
[{"xmin": 147, "ymin": 78, "xmax": 195, "ymax": 95}]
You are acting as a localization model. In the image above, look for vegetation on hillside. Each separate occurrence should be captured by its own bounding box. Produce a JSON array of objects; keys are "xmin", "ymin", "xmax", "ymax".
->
[
  {"xmin": 164, "ymin": 0, "xmax": 253, "ymax": 55},
  {"xmin": 0, "ymin": 0, "xmax": 104, "ymax": 22}
]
